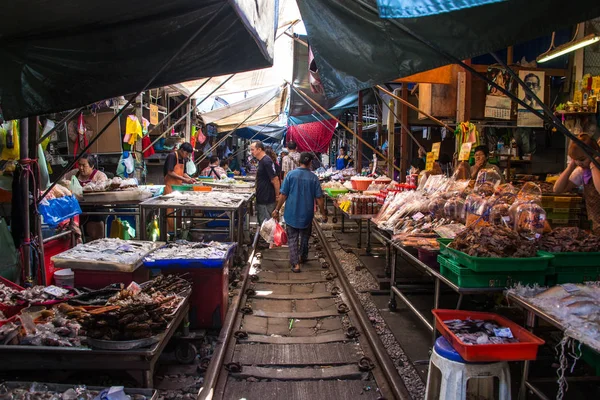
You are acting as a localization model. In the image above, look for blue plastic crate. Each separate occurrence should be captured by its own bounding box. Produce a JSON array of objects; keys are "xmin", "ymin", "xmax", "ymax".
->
[{"xmin": 143, "ymin": 243, "xmax": 236, "ymax": 269}]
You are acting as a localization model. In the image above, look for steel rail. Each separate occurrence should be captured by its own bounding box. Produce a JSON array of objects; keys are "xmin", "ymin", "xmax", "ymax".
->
[{"xmin": 313, "ymin": 222, "xmax": 412, "ymax": 400}]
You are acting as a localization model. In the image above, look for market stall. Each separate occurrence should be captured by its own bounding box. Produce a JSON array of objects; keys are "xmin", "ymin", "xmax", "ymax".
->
[
  {"xmin": 0, "ymin": 276, "xmax": 191, "ymax": 387},
  {"xmin": 139, "ymin": 191, "xmax": 251, "ymax": 245},
  {"xmin": 51, "ymin": 239, "xmax": 163, "ymax": 289}
]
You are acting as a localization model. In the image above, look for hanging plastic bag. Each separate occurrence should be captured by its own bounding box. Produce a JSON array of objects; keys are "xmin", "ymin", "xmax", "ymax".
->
[
  {"xmin": 70, "ymin": 175, "xmax": 83, "ymax": 197},
  {"xmin": 273, "ymin": 222, "xmax": 288, "ymax": 247},
  {"xmin": 259, "ymin": 218, "xmax": 277, "ymax": 243},
  {"xmin": 39, "ymin": 195, "xmax": 82, "ymax": 227},
  {"xmin": 186, "ymin": 159, "xmax": 197, "ymax": 176}
]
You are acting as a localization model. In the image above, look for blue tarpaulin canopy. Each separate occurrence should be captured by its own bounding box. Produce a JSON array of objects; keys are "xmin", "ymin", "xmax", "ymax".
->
[
  {"xmin": 377, "ymin": 0, "xmax": 504, "ymax": 18},
  {"xmin": 234, "ymin": 124, "xmax": 286, "ymax": 143}
]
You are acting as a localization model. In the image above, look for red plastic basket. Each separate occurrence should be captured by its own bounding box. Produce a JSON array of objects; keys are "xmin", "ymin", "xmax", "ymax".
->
[
  {"xmin": 0, "ymin": 277, "xmax": 26, "ymax": 322},
  {"xmin": 432, "ymin": 309, "xmax": 545, "ymax": 362}
]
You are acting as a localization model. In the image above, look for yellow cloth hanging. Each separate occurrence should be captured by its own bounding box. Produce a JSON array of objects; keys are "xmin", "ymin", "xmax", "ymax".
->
[
  {"xmin": 125, "ymin": 115, "xmax": 143, "ymax": 145},
  {"xmin": 1, "ymin": 121, "xmax": 20, "ymax": 161}
]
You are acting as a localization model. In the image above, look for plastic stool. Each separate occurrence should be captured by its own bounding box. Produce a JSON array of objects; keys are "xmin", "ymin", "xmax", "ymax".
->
[{"xmin": 425, "ymin": 337, "xmax": 511, "ymax": 400}]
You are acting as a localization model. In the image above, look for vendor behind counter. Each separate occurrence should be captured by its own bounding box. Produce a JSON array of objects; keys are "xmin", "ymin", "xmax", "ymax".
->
[
  {"xmin": 470, "ymin": 145, "xmax": 503, "ymax": 182},
  {"xmin": 63, "ymin": 153, "xmax": 108, "ymax": 241}
]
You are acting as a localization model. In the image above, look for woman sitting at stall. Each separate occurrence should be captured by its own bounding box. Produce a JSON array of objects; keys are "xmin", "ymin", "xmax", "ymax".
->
[
  {"xmin": 554, "ymin": 134, "xmax": 600, "ymax": 234},
  {"xmin": 63, "ymin": 153, "xmax": 108, "ymax": 186},
  {"xmin": 201, "ymin": 156, "xmax": 226, "ymax": 179},
  {"xmin": 470, "ymin": 145, "xmax": 503, "ymax": 181},
  {"xmin": 63, "ymin": 153, "xmax": 108, "ymax": 241}
]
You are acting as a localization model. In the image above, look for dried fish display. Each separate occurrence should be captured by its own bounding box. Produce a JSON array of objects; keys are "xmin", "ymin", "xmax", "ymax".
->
[
  {"xmin": 443, "ymin": 318, "xmax": 519, "ymax": 345},
  {"xmin": 0, "ymin": 276, "xmax": 190, "ymax": 347},
  {"xmin": 449, "ymin": 224, "xmax": 537, "ymax": 258},
  {"xmin": 0, "ymin": 282, "xmax": 20, "ymax": 304},
  {"xmin": 144, "ymin": 241, "xmax": 235, "ymax": 261},
  {"xmin": 54, "ymin": 239, "xmax": 159, "ymax": 265},
  {"xmin": 539, "ymin": 227, "xmax": 600, "ymax": 253},
  {"xmin": 83, "ymin": 177, "xmax": 139, "ymax": 192},
  {"xmin": 0, "ymin": 283, "xmax": 70, "ymax": 306}
]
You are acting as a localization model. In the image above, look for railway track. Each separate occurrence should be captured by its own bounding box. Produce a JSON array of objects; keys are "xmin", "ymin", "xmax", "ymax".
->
[{"xmin": 199, "ymin": 222, "xmax": 411, "ymax": 400}]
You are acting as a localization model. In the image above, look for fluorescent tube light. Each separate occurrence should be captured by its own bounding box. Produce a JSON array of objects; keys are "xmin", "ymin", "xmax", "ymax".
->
[{"xmin": 537, "ymin": 34, "xmax": 600, "ymax": 63}]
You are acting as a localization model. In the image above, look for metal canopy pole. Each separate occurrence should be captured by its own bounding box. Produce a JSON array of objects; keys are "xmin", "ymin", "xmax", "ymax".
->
[
  {"xmin": 195, "ymin": 87, "xmax": 283, "ymax": 166},
  {"xmin": 36, "ymin": 107, "xmax": 83, "ymax": 145},
  {"xmin": 39, "ymin": 2, "xmax": 229, "ymax": 203},
  {"xmin": 142, "ymin": 75, "xmax": 235, "ymax": 154},
  {"xmin": 357, "ymin": 0, "xmax": 600, "ymax": 164}
]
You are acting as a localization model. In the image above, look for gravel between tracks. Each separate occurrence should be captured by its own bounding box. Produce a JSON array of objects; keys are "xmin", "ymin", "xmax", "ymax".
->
[{"xmin": 327, "ymin": 229, "xmax": 426, "ymax": 400}]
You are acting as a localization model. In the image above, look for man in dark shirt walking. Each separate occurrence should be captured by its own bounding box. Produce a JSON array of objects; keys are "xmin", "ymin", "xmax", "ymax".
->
[
  {"xmin": 251, "ymin": 141, "xmax": 280, "ymax": 233},
  {"xmin": 272, "ymin": 152, "xmax": 327, "ymax": 272}
]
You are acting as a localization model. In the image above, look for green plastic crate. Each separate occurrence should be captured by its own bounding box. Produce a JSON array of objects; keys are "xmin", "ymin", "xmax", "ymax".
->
[
  {"xmin": 444, "ymin": 247, "xmax": 553, "ymax": 272},
  {"xmin": 325, "ymin": 188, "xmax": 349, "ymax": 198},
  {"xmin": 581, "ymin": 345, "xmax": 600, "ymax": 376},
  {"xmin": 547, "ymin": 265, "xmax": 600, "ymax": 284},
  {"xmin": 436, "ymin": 238, "xmax": 453, "ymax": 256},
  {"xmin": 171, "ymin": 184, "xmax": 193, "ymax": 192},
  {"xmin": 538, "ymin": 250, "xmax": 600, "ymax": 267},
  {"xmin": 438, "ymin": 255, "xmax": 547, "ymax": 288}
]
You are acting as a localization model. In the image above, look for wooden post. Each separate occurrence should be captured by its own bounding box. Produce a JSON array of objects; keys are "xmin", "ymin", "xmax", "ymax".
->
[
  {"xmin": 507, "ymin": 46, "xmax": 514, "ymax": 65},
  {"xmin": 357, "ymin": 90, "xmax": 363, "ymax": 172},
  {"xmin": 400, "ymin": 85, "xmax": 409, "ymax": 181},
  {"xmin": 464, "ymin": 59, "xmax": 472, "ymax": 122}
]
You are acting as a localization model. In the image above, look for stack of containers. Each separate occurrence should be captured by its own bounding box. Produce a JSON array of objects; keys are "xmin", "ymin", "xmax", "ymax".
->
[
  {"xmin": 437, "ymin": 239, "xmax": 553, "ymax": 288},
  {"xmin": 542, "ymin": 195, "xmax": 584, "ymax": 229}
]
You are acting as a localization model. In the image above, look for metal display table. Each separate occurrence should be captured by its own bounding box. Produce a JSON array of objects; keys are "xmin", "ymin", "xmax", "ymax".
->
[
  {"xmin": 507, "ymin": 292, "xmax": 600, "ymax": 400},
  {"xmin": 328, "ymin": 199, "xmax": 375, "ymax": 251},
  {"xmin": 371, "ymin": 226, "xmax": 504, "ymax": 343},
  {"xmin": 139, "ymin": 193, "xmax": 251, "ymax": 245},
  {"xmin": 0, "ymin": 298, "xmax": 189, "ymax": 388},
  {"xmin": 78, "ymin": 200, "xmax": 142, "ymax": 239}
]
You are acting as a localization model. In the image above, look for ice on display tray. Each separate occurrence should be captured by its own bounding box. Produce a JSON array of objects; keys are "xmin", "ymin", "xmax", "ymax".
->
[
  {"xmin": 51, "ymin": 239, "xmax": 163, "ymax": 272},
  {"xmin": 433, "ymin": 309, "xmax": 544, "ymax": 362},
  {"xmin": 144, "ymin": 241, "xmax": 236, "ymax": 269},
  {"xmin": 141, "ymin": 191, "xmax": 251, "ymax": 209},
  {"xmin": 507, "ymin": 283, "xmax": 600, "ymax": 353}
]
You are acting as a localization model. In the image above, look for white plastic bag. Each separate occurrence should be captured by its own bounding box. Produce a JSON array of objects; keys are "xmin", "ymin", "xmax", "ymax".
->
[
  {"xmin": 70, "ymin": 175, "xmax": 83, "ymax": 197},
  {"xmin": 186, "ymin": 159, "xmax": 197, "ymax": 176},
  {"xmin": 259, "ymin": 218, "xmax": 277, "ymax": 244}
]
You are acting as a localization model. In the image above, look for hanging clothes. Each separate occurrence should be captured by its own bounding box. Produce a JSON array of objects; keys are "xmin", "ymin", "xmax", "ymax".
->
[
  {"xmin": 124, "ymin": 115, "xmax": 143, "ymax": 145},
  {"xmin": 142, "ymin": 136, "xmax": 155, "ymax": 157}
]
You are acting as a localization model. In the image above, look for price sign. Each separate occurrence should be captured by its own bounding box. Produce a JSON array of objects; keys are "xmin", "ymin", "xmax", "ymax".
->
[
  {"xmin": 149, "ymin": 104, "xmax": 159, "ymax": 125},
  {"xmin": 425, "ymin": 152, "xmax": 435, "ymax": 171},
  {"xmin": 431, "ymin": 142, "xmax": 441, "ymax": 160},
  {"xmin": 459, "ymin": 142, "xmax": 473, "ymax": 161}
]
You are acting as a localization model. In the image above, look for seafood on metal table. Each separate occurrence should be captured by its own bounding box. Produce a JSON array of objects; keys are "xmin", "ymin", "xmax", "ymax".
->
[
  {"xmin": 443, "ymin": 318, "xmax": 520, "ymax": 345},
  {"xmin": 144, "ymin": 241, "xmax": 234, "ymax": 261}
]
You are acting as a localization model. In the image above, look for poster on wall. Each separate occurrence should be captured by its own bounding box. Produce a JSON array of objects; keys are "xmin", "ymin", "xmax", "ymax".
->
[
  {"xmin": 517, "ymin": 70, "xmax": 545, "ymax": 127},
  {"xmin": 484, "ymin": 67, "xmax": 513, "ymax": 120}
]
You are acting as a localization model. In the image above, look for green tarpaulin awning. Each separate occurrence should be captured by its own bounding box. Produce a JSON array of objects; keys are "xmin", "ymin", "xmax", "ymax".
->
[
  {"xmin": 296, "ymin": 0, "xmax": 600, "ymax": 98},
  {"xmin": 0, "ymin": 0, "xmax": 277, "ymax": 119}
]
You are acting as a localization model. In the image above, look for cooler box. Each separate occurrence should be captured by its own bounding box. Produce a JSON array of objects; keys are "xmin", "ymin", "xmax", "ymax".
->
[{"xmin": 144, "ymin": 244, "xmax": 236, "ymax": 329}]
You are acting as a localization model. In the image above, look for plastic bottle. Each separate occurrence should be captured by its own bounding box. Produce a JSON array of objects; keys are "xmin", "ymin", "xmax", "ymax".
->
[{"xmin": 497, "ymin": 139, "xmax": 504, "ymax": 154}]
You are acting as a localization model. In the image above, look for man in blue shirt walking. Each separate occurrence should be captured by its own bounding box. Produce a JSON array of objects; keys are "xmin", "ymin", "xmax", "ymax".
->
[{"xmin": 272, "ymin": 152, "xmax": 328, "ymax": 273}]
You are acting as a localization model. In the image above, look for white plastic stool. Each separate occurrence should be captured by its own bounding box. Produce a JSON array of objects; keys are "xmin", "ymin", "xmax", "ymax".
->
[{"xmin": 425, "ymin": 337, "xmax": 511, "ymax": 400}]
